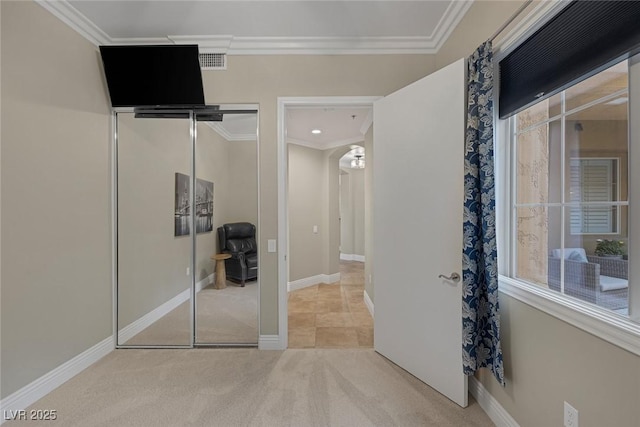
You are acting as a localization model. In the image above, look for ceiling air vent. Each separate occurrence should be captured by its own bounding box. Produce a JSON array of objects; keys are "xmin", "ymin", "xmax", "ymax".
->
[{"xmin": 199, "ymin": 53, "xmax": 227, "ymax": 70}]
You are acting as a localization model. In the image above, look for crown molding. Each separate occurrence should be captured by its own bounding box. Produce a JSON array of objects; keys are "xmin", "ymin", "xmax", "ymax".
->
[
  {"xmin": 110, "ymin": 37, "xmax": 171, "ymax": 45},
  {"xmin": 36, "ymin": 0, "xmax": 472, "ymax": 55},
  {"xmin": 168, "ymin": 35, "xmax": 233, "ymax": 53},
  {"xmin": 432, "ymin": 0, "xmax": 474, "ymax": 52},
  {"xmin": 35, "ymin": 0, "xmax": 110, "ymax": 46},
  {"xmin": 204, "ymin": 122, "xmax": 256, "ymax": 141},
  {"xmin": 226, "ymin": 36, "xmax": 440, "ymax": 55},
  {"xmin": 288, "ymin": 135, "xmax": 364, "ymax": 151},
  {"xmin": 494, "ymin": 0, "xmax": 570, "ymax": 59},
  {"xmin": 286, "ymin": 138, "xmax": 324, "ymax": 150}
]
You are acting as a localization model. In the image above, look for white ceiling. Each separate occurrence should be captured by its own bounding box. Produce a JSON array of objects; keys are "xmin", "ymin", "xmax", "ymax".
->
[
  {"xmin": 60, "ymin": 0, "xmax": 473, "ymax": 54},
  {"xmin": 287, "ymin": 107, "xmax": 371, "ymax": 150},
  {"xmin": 70, "ymin": 1, "xmax": 448, "ymax": 39},
  {"xmin": 38, "ymin": 0, "xmax": 473, "ymax": 147}
]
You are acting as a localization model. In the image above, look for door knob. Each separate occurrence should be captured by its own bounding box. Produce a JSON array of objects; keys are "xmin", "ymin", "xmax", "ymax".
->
[{"xmin": 438, "ymin": 272, "xmax": 460, "ymax": 282}]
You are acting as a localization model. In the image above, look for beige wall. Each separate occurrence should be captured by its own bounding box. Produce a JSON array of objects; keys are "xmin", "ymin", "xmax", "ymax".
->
[
  {"xmin": 364, "ymin": 127, "xmax": 374, "ymax": 301},
  {"xmin": 117, "ymin": 115, "xmax": 192, "ymax": 333},
  {"xmin": 224, "ymin": 139, "xmax": 259, "ymax": 227},
  {"xmin": 288, "ymin": 144, "xmax": 327, "ymax": 281},
  {"xmin": 339, "ymin": 168, "xmax": 365, "ymax": 257},
  {"xmin": 288, "ymin": 144, "xmax": 353, "ymax": 282},
  {"xmin": 339, "ymin": 172, "xmax": 353, "ymax": 254},
  {"xmin": 1, "ymin": 0, "xmax": 111, "ymax": 397},
  {"xmin": 195, "ymin": 125, "xmax": 229, "ymax": 281},
  {"xmin": 478, "ymin": 295, "xmax": 640, "ymax": 427},
  {"xmin": 352, "ymin": 169, "xmax": 365, "ymax": 256},
  {"xmin": 326, "ymin": 147, "xmax": 349, "ymax": 277}
]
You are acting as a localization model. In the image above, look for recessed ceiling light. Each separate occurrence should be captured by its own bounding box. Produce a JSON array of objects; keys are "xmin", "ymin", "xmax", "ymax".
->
[{"xmin": 311, "ymin": 129, "xmax": 322, "ymax": 134}]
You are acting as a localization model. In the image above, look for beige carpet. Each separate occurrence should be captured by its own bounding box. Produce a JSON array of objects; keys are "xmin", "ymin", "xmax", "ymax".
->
[
  {"xmin": 124, "ymin": 281, "xmax": 258, "ymax": 346},
  {"xmin": 8, "ymin": 349, "xmax": 494, "ymax": 427}
]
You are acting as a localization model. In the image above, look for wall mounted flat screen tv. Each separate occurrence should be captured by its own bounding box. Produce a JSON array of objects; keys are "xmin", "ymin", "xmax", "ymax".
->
[{"xmin": 99, "ymin": 45, "xmax": 205, "ymax": 108}]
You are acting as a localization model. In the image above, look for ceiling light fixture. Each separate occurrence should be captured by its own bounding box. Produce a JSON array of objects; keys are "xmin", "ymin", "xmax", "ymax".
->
[
  {"xmin": 351, "ymin": 154, "xmax": 365, "ymax": 169},
  {"xmin": 311, "ymin": 129, "xmax": 322, "ymax": 134}
]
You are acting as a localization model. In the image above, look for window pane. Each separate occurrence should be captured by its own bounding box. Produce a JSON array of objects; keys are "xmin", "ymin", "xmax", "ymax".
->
[
  {"xmin": 516, "ymin": 93, "xmax": 562, "ymax": 132},
  {"xmin": 565, "ymin": 101, "xmax": 628, "ymax": 205},
  {"xmin": 516, "ymin": 120, "xmax": 562, "ymax": 204},
  {"xmin": 515, "ymin": 206, "xmax": 560, "ymax": 287},
  {"xmin": 565, "ymin": 105, "xmax": 628, "ymax": 159},
  {"xmin": 565, "ymin": 60, "xmax": 628, "ymax": 112}
]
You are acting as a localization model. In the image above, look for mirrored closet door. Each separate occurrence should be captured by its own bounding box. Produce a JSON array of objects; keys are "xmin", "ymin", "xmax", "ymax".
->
[
  {"xmin": 194, "ymin": 109, "xmax": 259, "ymax": 345},
  {"xmin": 115, "ymin": 106, "xmax": 259, "ymax": 348},
  {"xmin": 116, "ymin": 111, "xmax": 193, "ymax": 347}
]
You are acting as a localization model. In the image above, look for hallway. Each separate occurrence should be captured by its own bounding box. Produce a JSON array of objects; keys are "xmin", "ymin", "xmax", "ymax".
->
[{"xmin": 288, "ymin": 261, "xmax": 373, "ymax": 348}]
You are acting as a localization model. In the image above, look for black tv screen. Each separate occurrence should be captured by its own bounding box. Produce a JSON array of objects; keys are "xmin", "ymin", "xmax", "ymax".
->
[{"xmin": 99, "ymin": 45, "xmax": 205, "ymax": 108}]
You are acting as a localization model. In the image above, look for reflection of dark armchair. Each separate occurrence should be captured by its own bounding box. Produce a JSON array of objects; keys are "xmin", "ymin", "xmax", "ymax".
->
[{"xmin": 217, "ymin": 222, "xmax": 257, "ymax": 286}]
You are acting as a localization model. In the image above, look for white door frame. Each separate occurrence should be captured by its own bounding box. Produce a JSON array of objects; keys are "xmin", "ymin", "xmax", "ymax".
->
[{"xmin": 276, "ymin": 96, "xmax": 381, "ymax": 349}]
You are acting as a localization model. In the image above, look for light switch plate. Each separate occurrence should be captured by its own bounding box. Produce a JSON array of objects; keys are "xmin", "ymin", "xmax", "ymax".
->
[{"xmin": 267, "ymin": 239, "xmax": 277, "ymax": 253}]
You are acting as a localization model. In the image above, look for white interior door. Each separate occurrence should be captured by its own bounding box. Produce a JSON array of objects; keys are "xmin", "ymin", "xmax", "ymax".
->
[{"xmin": 373, "ymin": 58, "xmax": 468, "ymax": 407}]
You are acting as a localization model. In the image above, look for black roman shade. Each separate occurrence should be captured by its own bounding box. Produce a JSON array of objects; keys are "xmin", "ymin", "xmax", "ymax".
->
[{"xmin": 499, "ymin": 1, "xmax": 640, "ymax": 119}]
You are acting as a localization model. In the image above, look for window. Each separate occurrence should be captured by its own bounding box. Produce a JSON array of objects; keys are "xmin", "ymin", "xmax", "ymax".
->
[
  {"xmin": 510, "ymin": 60, "xmax": 630, "ymax": 315},
  {"xmin": 496, "ymin": 0, "xmax": 640, "ymax": 355}
]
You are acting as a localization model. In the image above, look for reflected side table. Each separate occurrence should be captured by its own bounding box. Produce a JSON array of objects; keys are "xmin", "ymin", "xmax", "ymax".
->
[{"xmin": 211, "ymin": 253, "xmax": 232, "ymax": 290}]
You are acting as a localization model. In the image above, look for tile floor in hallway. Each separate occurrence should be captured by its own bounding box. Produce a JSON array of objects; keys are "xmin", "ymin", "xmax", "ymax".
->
[{"xmin": 288, "ymin": 260, "xmax": 373, "ymax": 348}]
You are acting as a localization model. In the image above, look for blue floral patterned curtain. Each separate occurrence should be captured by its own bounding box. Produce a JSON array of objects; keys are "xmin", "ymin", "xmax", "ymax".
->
[{"xmin": 462, "ymin": 41, "xmax": 505, "ymax": 386}]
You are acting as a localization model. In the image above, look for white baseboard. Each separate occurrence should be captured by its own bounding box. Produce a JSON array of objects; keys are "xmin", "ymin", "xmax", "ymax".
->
[
  {"xmin": 117, "ymin": 288, "xmax": 190, "ymax": 343},
  {"xmin": 468, "ymin": 377, "xmax": 519, "ymax": 427},
  {"xmin": 340, "ymin": 253, "xmax": 365, "ymax": 262},
  {"xmin": 118, "ymin": 274, "xmax": 214, "ymax": 343},
  {"xmin": 197, "ymin": 273, "xmax": 214, "ymax": 292},
  {"xmin": 364, "ymin": 290, "xmax": 374, "ymax": 318},
  {"xmin": 258, "ymin": 335, "xmax": 285, "ymax": 350},
  {"xmin": 323, "ymin": 272, "xmax": 341, "ymax": 285},
  {"xmin": 0, "ymin": 336, "xmax": 113, "ymax": 423},
  {"xmin": 287, "ymin": 272, "xmax": 341, "ymax": 292}
]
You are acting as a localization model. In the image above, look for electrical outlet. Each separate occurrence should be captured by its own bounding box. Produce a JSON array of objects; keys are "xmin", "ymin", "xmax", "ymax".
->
[{"xmin": 564, "ymin": 402, "xmax": 579, "ymax": 427}]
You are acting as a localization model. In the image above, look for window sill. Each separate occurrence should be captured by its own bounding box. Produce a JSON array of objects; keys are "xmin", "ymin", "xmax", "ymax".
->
[{"xmin": 498, "ymin": 275, "xmax": 640, "ymax": 356}]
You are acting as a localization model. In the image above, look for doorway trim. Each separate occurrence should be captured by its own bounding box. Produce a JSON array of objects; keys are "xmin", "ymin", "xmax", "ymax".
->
[{"xmin": 276, "ymin": 96, "xmax": 381, "ymax": 349}]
